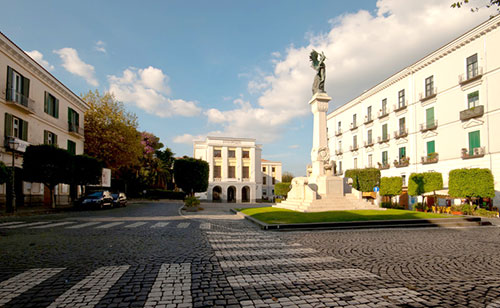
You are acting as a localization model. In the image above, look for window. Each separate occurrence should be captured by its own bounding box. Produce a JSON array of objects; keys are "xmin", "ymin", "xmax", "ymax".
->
[
  {"xmin": 352, "ymin": 114, "xmax": 357, "ymax": 127},
  {"xmin": 263, "ymin": 166, "xmax": 266, "ymax": 172},
  {"xmin": 402, "ymin": 175, "xmax": 406, "ymax": 186},
  {"xmin": 272, "ymin": 167, "xmax": 275, "ymax": 172},
  {"xmin": 338, "ymin": 121, "xmax": 341, "ymax": 131},
  {"xmin": 399, "ymin": 117, "xmax": 406, "ymax": 134},
  {"xmin": 382, "ymin": 123, "xmax": 388, "ymax": 140},
  {"xmin": 426, "ymin": 107, "xmax": 435, "ymax": 128},
  {"xmin": 382, "ymin": 98, "xmax": 387, "ymax": 113},
  {"xmin": 353, "ymin": 135, "xmax": 357, "ymax": 148},
  {"xmin": 228, "ymin": 149, "xmax": 236, "ymax": 158},
  {"xmin": 4, "ymin": 113, "xmax": 28, "ymax": 141},
  {"xmin": 242, "ymin": 150, "xmax": 250, "ymax": 158},
  {"xmin": 68, "ymin": 108, "xmax": 80, "ymax": 132},
  {"xmin": 214, "ymin": 149, "xmax": 222, "ymax": 158},
  {"xmin": 354, "ymin": 158, "xmax": 358, "ymax": 169},
  {"xmin": 338, "ymin": 140, "xmax": 342, "ymax": 151},
  {"xmin": 382, "ymin": 151, "xmax": 388, "ymax": 165},
  {"xmin": 44, "ymin": 92, "xmax": 59, "ymax": 118},
  {"xmin": 425, "ymin": 76, "xmax": 434, "ymax": 97},
  {"xmin": 398, "ymin": 89, "xmax": 405, "ymax": 108},
  {"xmin": 213, "ymin": 165, "xmax": 221, "ymax": 178},
  {"xmin": 338, "ymin": 161, "xmax": 342, "ymax": 173},
  {"xmin": 242, "ymin": 166, "xmax": 249, "ymax": 179},
  {"xmin": 44, "ymin": 130, "xmax": 57, "ymax": 145},
  {"xmin": 263, "ymin": 176, "xmax": 266, "ymax": 184},
  {"xmin": 468, "ymin": 130, "xmax": 480, "ymax": 154},
  {"xmin": 228, "ymin": 166, "xmax": 236, "ymax": 178},
  {"xmin": 6, "ymin": 66, "xmax": 30, "ymax": 106},
  {"xmin": 368, "ymin": 154, "xmax": 373, "ymax": 168},
  {"xmin": 466, "ymin": 54, "xmax": 478, "ymax": 80},
  {"xmin": 67, "ymin": 140, "xmax": 76, "ymax": 155},
  {"xmin": 427, "ymin": 140, "xmax": 435, "ymax": 156},
  {"xmin": 367, "ymin": 106, "xmax": 372, "ymax": 121},
  {"xmin": 467, "ymin": 91, "xmax": 479, "ymax": 109},
  {"xmin": 399, "ymin": 147, "xmax": 406, "ymax": 160},
  {"xmin": 272, "ymin": 177, "xmax": 276, "ymax": 185},
  {"xmin": 367, "ymin": 129, "xmax": 372, "ymax": 144}
]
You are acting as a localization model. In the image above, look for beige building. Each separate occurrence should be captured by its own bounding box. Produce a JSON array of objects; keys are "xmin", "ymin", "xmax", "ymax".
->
[
  {"xmin": 327, "ymin": 16, "xmax": 500, "ymax": 205},
  {"xmin": 261, "ymin": 159, "xmax": 282, "ymax": 200},
  {"xmin": 0, "ymin": 32, "xmax": 88, "ymax": 206}
]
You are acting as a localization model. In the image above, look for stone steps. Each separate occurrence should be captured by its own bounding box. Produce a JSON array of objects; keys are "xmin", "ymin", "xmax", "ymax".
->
[{"xmin": 276, "ymin": 194, "xmax": 381, "ymax": 212}]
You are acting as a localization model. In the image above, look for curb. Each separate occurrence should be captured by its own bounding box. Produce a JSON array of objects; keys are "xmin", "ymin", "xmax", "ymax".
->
[{"xmin": 230, "ymin": 209, "xmax": 486, "ymax": 231}]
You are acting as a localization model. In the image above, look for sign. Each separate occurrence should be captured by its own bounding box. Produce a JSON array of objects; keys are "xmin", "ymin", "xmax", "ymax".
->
[
  {"xmin": 101, "ymin": 168, "xmax": 111, "ymax": 187},
  {"xmin": 373, "ymin": 186, "xmax": 379, "ymax": 192}
]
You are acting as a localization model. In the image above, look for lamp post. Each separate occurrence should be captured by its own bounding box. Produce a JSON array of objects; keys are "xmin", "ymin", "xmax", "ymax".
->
[{"xmin": 8, "ymin": 138, "xmax": 18, "ymax": 213}]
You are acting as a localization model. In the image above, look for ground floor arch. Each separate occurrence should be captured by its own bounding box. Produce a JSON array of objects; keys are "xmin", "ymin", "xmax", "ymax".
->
[
  {"xmin": 227, "ymin": 186, "xmax": 236, "ymax": 203},
  {"xmin": 242, "ymin": 186, "xmax": 250, "ymax": 202},
  {"xmin": 212, "ymin": 186, "xmax": 222, "ymax": 201}
]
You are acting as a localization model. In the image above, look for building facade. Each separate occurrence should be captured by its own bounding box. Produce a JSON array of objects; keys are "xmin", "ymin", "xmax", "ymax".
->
[
  {"xmin": 327, "ymin": 16, "xmax": 500, "ymax": 205},
  {"xmin": 261, "ymin": 159, "xmax": 282, "ymax": 200},
  {"xmin": 0, "ymin": 32, "xmax": 88, "ymax": 206}
]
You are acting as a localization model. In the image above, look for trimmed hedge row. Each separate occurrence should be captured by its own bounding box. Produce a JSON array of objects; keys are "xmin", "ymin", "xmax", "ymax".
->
[
  {"xmin": 380, "ymin": 177, "xmax": 402, "ymax": 197},
  {"xmin": 344, "ymin": 168, "xmax": 380, "ymax": 192},
  {"xmin": 449, "ymin": 168, "xmax": 495, "ymax": 199},
  {"xmin": 408, "ymin": 172, "xmax": 443, "ymax": 197}
]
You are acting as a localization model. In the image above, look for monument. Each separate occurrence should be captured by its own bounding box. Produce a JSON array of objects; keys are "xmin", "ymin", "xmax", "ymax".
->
[{"xmin": 275, "ymin": 50, "xmax": 380, "ymax": 212}]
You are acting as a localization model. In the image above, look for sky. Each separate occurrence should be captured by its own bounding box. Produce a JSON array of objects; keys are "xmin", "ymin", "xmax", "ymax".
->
[{"xmin": 1, "ymin": 0, "xmax": 495, "ymax": 176}]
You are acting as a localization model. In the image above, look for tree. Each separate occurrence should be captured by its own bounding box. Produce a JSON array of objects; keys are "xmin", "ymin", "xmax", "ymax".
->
[
  {"xmin": 71, "ymin": 155, "xmax": 103, "ymax": 195},
  {"xmin": 82, "ymin": 90, "xmax": 143, "ymax": 175},
  {"xmin": 380, "ymin": 177, "xmax": 403, "ymax": 197},
  {"xmin": 449, "ymin": 168, "xmax": 495, "ymax": 204},
  {"xmin": 156, "ymin": 147, "xmax": 175, "ymax": 189},
  {"xmin": 282, "ymin": 172, "xmax": 294, "ymax": 183},
  {"xmin": 423, "ymin": 172, "xmax": 443, "ymax": 202},
  {"xmin": 451, "ymin": 0, "xmax": 500, "ymax": 12},
  {"xmin": 345, "ymin": 168, "xmax": 380, "ymax": 192},
  {"xmin": 173, "ymin": 157, "xmax": 209, "ymax": 196},
  {"xmin": 22, "ymin": 145, "xmax": 71, "ymax": 208},
  {"xmin": 0, "ymin": 161, "xmax": 8, "ymax": 184},
  {"xmin": 408, "ymin": 173, "xmax": 425, "ymax": 198},
  {"xmin": 275, "ymin": 182, "xmax": 291, "ymax": 199}
]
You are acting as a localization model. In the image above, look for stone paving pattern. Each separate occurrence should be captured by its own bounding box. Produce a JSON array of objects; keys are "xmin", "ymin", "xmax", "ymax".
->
[{"xmin": 1, "ymin": 201, "xmax": 500, "ymax": 307}]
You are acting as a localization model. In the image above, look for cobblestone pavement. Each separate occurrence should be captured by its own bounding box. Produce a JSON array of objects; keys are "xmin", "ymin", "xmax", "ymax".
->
[{"xmin": 1, "ymin": 201, "xmax": 500, "ymax": 307}]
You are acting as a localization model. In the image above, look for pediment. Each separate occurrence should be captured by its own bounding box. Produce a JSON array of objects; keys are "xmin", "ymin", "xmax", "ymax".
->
[
  {"xmin": 422, "ymin": 130, "xmax": 438, "ymax": 139},
  {"xmin": 366, "ymin": 146, "xmax": 374, "ymax": 153},
  {"xmin": 396, "ymin": 137, "xmax": 408, "ymax": 145},
  {"xmin": 462, "ymin": 118, "xmax": 484, "ymax": 129},
  {"xmin": 379, "ymin": 142, "xmax": 390, "ymax": 149}
]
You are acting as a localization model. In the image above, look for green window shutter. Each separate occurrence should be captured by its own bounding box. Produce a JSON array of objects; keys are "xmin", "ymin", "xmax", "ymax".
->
[
  {"xmin": 53, "ymin": 134, "xmax": 58, "ymax": 146},
  {"xmin": 68, "ymin": 107, "xmax": 72, "ymax": 123},
  {"xmin": 6, "ymin": 66, "xmax": 13, "ymax": 99},
  {"xmin": 75, "ymin": 112, "xmax": 79, "ymax": 126},
  {"xmin": 382, "ymin": 151, "xmax": 388, "ymax": 164},
  {"xmin": 67, "ymin": 140, "xmax": 76, "ymax": 155},
  {"xmin": 21, "ymin": 120, "xmax": 28, "ymax": 141},
  {"xmin": 399, "ymin": 147, "xmax": 406, "ymax": 159},
  {"xmin": 44, "ymin": 92, "xmax": 49, "ymax": 114},
  {"xmin": 22, "ymin": 76, "xmax": 30, "ymax": 98},
  {"xmin": 427, "ymin": 141, "xmax": 435, "ymax": 155},
  {"xmin": 426, "ymin": 107, "xmax": 434, "ymax": 127},
  {"xmin": 4, "ymin": 113, "xmax": 12, "ymax": 137},
  {"xmin": 55, "ymin": 98, "xmax": 59, "ymax": 118},
  {"xmin": 468, "ymin": 130, "xmax": 480, "ymax": 153},
  {"xmin": 382, "ymin": 124, "xmax": 387, "ymax": 139},
  {"xmin": 44, "ymin": 130, "xmax": 48, "ymax": 144}
]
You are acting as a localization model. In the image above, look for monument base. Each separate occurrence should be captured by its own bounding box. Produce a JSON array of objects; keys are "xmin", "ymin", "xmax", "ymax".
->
[{"xmin": 275, "ymin": 175, "xmax": 382, "ymax": 213}]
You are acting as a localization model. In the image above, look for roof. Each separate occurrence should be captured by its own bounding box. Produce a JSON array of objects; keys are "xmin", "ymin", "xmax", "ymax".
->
[{"xmin": 261, "ymin": 159, "xmax": 281, "ymax": 164}]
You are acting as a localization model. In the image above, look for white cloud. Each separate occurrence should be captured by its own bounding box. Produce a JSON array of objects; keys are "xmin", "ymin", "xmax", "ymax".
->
[
  {"xmin": 53, "ymin": 48, "xmax": 99, "ymax": 86},
  {"xmin": 25, "ymin": 50, "xmax": 54, "ymax": 71},
  {"xmin": 173, "ymin": 133, "xmax": 204, "ymax": 144},
  {"xmin": 108, "ymin": 66, "xmax": 201, "ymax": 117},
  {"xmin": 95, "ymin": 40, "xmax": 106, "ymax": 53},
  {"xmin": 289, "ymin": 144, "xmax": 300, "ymax": 149},
  {"xmin": 206, "ymin": 0, "xmax": 495, "ymax": 143}
]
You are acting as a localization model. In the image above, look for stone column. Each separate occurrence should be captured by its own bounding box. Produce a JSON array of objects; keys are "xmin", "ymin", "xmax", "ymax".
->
[
  {"xmin": 236, "ymin": 147, "xmax": 242, "ymax": 181},
  {"xmin": 309, "ymin": 92, "xmax": 332, "ymax": 179},
  {"xmin": 222, "ymin": 147, "xmax": 228, "ymax": 180}
]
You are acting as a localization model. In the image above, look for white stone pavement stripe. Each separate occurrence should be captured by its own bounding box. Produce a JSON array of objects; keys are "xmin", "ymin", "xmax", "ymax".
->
[
  {"xmin": 206, "ymin": 231, "xmax": 263, "ymax": 235},
  {"xmin": 199, "ymin": 223, "xmax": 211, "ymax": 230},
  {"xmin": 0, "ymin": 221, "xmax": 25, "ymax": 227},
  {"xmin": 66, "ymin": 222, "xmax": 102, "ymax": 229},
  {"xmin": 177, "ymin": 222, "xmax": 190, "ymax": 228},
  {"xmin": 47, "ymin": 265, "xmax": 130, "ymax": 308},
  {"xmin": 95, "ymin": 222, "xmax": 125, "ymax": 229},
  {"xmin": 124, "ymin": 222, "xmax": 147, "ymax": 228},
  {"xmin": 219, "ymin": 256, "xmax": 340, "ymax": 269},
  {"xmin": 227, "ymin": 268, "xmax": 378, "ymax": 288},
  {"xmin": 30, "ymin": 222, "xmax": 77, "ymax": 229},
  {"xmin": 239, "ymin": 287, "xmax": 426, "ymax": 307},
  {"xmin": 0, "ymin": 268, "xmax": 65, "ymax": 306},
  {"xmin": 211, "ymin": 242, "xmax": 301, "ymax": 249},
  {"xmin": 2, "ymin": 221, "xmax": 52, "ymax": 229},
  {"xmin": 215, "ymin": 248, "xmax": 317, "ymax": 257},
  {"xmin": 151, "ymin": 222, "xmax": 170, "ymax": 228},
  {"xmin": 143, "ymin": 263, "xmax": 192, "ymax": 308},
  {"xmin": 208, "ymin": 238, "xmax": 282, "ymax": 243}
]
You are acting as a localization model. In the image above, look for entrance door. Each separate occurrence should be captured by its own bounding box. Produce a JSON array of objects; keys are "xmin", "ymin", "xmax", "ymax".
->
[
  {"xmin": 242, "ymin": 186, "xmax": 250, "ymax": 202},
  {"xmin": 227, "ymin": 186, "xmax": 236, "ymax": 203}
]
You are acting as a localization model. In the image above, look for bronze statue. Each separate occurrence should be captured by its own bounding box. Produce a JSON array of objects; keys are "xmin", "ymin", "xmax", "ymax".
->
[{"xmin": 310, "ymin": 50, "xmax": 326, "ymax": 94}]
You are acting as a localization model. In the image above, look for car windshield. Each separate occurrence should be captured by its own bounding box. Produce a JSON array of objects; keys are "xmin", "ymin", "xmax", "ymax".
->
[
  {"xmin": 111, "ymin": 194, "xmax": 118, "ymax": 199},
  {"xmin": 87, "ymin": 192, "xmax": 103, "ymax": 199}
]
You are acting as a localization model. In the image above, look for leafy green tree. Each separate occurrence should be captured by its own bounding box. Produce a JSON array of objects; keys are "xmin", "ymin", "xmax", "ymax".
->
[
  {"xmin": 449, "ymin": 168, "xmax": 495, "ymax": 204},
  {"xmin": 344, "ymin": 169, "xmax": 360, "ymax": 190},
  {"xmin": 70, "ymin": 155, "xmax": 103, "ymax": 200},
  {"xmin": 275, "ymin": 182, "xmax": 291, "ymax": 198},
  {"xmin": 22, "ymin": 145, "xmax": 72, "ymax": 208},
  {"xmin": 408, "ymin": 173, "xmax": 425, "ymax": 197},
  {"xmin": 156, "ymin": 147, "xmax": 175, "ymax": 189},
  {"xmin": 451, "ymin": 0, "xmax": 500, "ymax": 12},
  {"xmin": 345, "ymin": 168, "xmax": 380, "ymax": 192},
  {"xmin": 282, "ymin": 172, "xmax": 294, "ymax": 183},
  {"xmin": 380, "ymin": 177, "xmax": 403, "ymax": 197},
  {"xmin": 423, "ymin": 172, "xmax": 443, "ymax": 201},
  {"xmin": 0, "ymin": 161, "xmax": 8, "ymax": 184},
  {"xmin": 173, "ymin": 157, "xmax": 209, "ymax": 196}
]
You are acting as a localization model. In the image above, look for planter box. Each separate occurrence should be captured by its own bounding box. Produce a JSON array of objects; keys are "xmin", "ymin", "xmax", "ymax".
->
[
  {"xmin": 451, "ymin": 211, "xmax": 463, "ymax": 215},
  {"xmin": 459, "ymin": 105, "xmax": 484, "ymax": 121}
]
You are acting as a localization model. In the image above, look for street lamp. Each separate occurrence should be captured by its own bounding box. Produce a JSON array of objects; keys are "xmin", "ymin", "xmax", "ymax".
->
[{"xmin": 8, "ymin": 137, "xmax": 19, "ymax": 213}]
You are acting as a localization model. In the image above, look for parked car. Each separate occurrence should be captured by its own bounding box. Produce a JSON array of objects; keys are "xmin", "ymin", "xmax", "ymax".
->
[
  {"xmin": 111, "ymin": 192, "xmax": 127, "ymax": 207},
  {"xmin": 80, "ymin": 191, "xmax": 113, "ymax": 209}
]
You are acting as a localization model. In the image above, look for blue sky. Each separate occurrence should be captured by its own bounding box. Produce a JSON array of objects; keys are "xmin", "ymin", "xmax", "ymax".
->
[{"xmin": 1, "ymin": 0, "xmax": 494, "ymax": 175}]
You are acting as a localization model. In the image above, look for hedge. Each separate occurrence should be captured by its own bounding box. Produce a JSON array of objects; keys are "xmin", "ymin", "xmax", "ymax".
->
[
  {"xmin": 344, "ymin": 168, "xmax": 380, "ymax": 192},
  {"xmin": 380, "ymin": 177, "xmax": 402, "ymax": 197},
  {"xmin": 449, "ymin": 168, "xmax": 495, "ymax": 200},
  {"xmin": 0, "ymin": 161, "xmax": 8, "ymax": 184},
  {"xmin": 408, "ymin": 172, "xmax": 443, "ymax": 197},
  {"xmin": 275, "ymin": 182, "xmax": 291, "ymax": 197},
  {"xmin": 146, "ymin": 189, "xmax": 186, "ymax": 200}
]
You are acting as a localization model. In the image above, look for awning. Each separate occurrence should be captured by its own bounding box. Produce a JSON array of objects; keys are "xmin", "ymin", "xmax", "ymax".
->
[{"xmin": 422, "ymin": 189, "xmax": 449, "ymax": 197}]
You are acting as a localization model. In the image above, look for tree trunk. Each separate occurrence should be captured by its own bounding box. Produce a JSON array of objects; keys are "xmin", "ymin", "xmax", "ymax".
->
[{"xmin": 50, "ymin": 186, "xmax": 55, "ymax": 209}]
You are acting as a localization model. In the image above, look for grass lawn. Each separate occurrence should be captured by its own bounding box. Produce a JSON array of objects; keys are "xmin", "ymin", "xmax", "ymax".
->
[{"xmin": 239, "ymin": 207, "xmax": 453, "ymax": 224}]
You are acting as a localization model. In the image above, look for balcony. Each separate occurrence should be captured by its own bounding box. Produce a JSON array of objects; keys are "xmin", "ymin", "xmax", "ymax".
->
[
  {"xmin": 394, "ymin": 157, "xmax": 410, "ymax": 168},
  {"xmin": 393, "ymin": 101, "xmax": 408, "ymax": 113},
  {"xmin": 5, "ymin": 88, "xmax": 35, "ymax": 114},
  {"xmin": 364, "ymin": 115, "xmax": 373, "ymax": 125},
  {"xmin": 350, "ymin": 145, "xmax": 359, "ymax": 152},
  {"xmin": 459, "ymin": 105, "xmax": 484, "ymax": 121},
  {"xmin": 421, "ymin": 153, "xmax": 439, "ymax": 164},
  {"xmin": 364, "ymin": 140, "xmax": 374, "ymax": 147},
  {"xmin": 335, "ymin": 129, "xmax": 342, "ymax": 136},
  {"xmin": 419, "ymin": 87, "xmax": 437, "ymax": 102},
  {"xmin": 461, "ymin": 147, "xmax": 485, "ymax": 159},
  {"xmin": 420, "ymin": 120, "xmax": 438, "ymax": 132},
  {"xmin": 335, "ymin": 149, "xmax": 343, "ymax": 155},
  {"xmin": 377, "ymin": 162, "xmax": 390, "ymax": 170},
  {"xmin": 68, "ymin": 122, "xmax": 84, "ymax": 137},
  {"xmin": 378, "ymin": 108, "xmax": 389, "ymax": 119},
  {"xmin": 350, "ymin": 123, "xmax": 358, "ymax": 131},
  {"xmin": 377, "ymin": 136, "xmax": 390, "ymax": 144},
  {"xmin": 213, "ymin": 177, "xmax": 222, "ymax": 182},
  {"xmin": 459, "ymin": 67, "xmax": 483, "ymax": 86},
  {"xmin": 394, "ymin": 127, "xmax": 408, "ymax": 139}
]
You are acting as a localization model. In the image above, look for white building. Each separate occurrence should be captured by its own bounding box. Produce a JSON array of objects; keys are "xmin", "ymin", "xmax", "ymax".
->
[
  {"xmin": 327, "ymin": 16, "xmax": 500, "ymax": 205},
  {"xmin": 261, "ymin": 159, "xmax": 282, "ymax": 200},
  {"xmin": 0, "ymin": 32, "xmax": 88, "ymax": 207}
]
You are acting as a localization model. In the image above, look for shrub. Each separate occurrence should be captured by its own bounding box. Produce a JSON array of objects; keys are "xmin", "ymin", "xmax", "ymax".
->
[
  {"xmin": 344, "ymin": 168, "xmax": 380, "ymax": 192},
  {"xmin": 0, "ymin": 161, "xmax": 8, "ymax": 184},
  {"xmin": 173, "ymin": 157, "xmax": 209, "ymax": 196},
  {"xmin": 344, "ymin": 169, "xmax": 359, "ymax": 190},
  {"xmin": 380, "ymin": 177, "xmax": 402, "ymax": 197},
  {"xmin": 423, "ymin": 172, "xmax": 443, "ymax": 194},
  {"xmin": 146, "ymin": 189, "xmax": 186, "ymax": 200},
  {"xmin": 184, "ymin": 196, "xmax": 200, "ymax": 207},
  {"xmin": 449, "ymin": 168, "xmax": 495, "ymax": 202},
  {"xmin": 460, "ymin": 203, "xmax": 474, "ymax": 215},
  {"xmin": 474, "ymin": 208, "xmax": 499, "ymax": 218},
  {"xmin": 413, "ymin": 202, "xmax": 425, "ymax": 211},
  {"xmin": 275, "ymin": 182, "xmax": 291, "ymax": 197},
  {"xmin": 408, "ymin": 173, "xmax": 425, "ymax": 197}
]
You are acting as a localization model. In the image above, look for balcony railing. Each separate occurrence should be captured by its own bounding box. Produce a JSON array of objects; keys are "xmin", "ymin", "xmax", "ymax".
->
[
  {"xmin": 364, "ymin": 140, "xmax": 374, "ymax": 147},
  {"xmin": 377, "ymin": 136, "xmax": 390, "ymax": 143},
  {"xmin": 350, "ymin": 123, "xmax": 358, "ymax": 130},
  {"xmin": 335, "ymin": 149, "xmax": 343, "ymax": 155},
  {"xmin": 394, "ymin": 157, "xmax": 410, "ymax": 168},
  {"xmin": 461, "ymin": 147, "xmax": 485, "ymax": 159},
  {"xmin": 459, "ymin": 105, "xmax": 484, "ymax": 121},
  {"xmin": 68, "ymin": 122, "xmax": 84, "ymax": 137},
  {"xmin": 213, "ymin": 177, "xmax": 222, "ymax": 182},
  {"xmin": 364, "ymin": 115, "xmax": 373, "ymax": 125},
  {"xmin": 335, "ymin": 129, "xmax": 342, "ymax": 136},
  {"xmin": 459, "ymin": 66, "xmax": 483, "ymax": 85},
  {"xmin": 393, "ymin": 101, "xmax": 408, "ymax": 113},
  {"xmin": 420, "ymin": 120, "xmax": 438, "ymax": 132},
  {"xmin": 377, "ymin": 162, "xmax": 390, "ymax": 170},
  {"xmin": 378, "ymin": 108, "xmax": 389, "ymax": 119},
  {"xmin": 419, "ymin": 87, "xmax": 437, "ymax": 102},
  {"xmin": 5, "ymin": 88, "xmax": 35, "ymax": 113},
  {"xmin": 421, "ymin": 153, "xmax": 439, "ymax": 164},
  {"xmin": 394, "ymin": 127, "xmax": 408, "ymax": 139},
  {"xmin": 350, "ymin": 145, "xmax": 359, "ymax": 152}
]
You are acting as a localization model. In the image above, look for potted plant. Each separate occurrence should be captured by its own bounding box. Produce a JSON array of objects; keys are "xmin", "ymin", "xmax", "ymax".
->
[
  {"xmin": 414, "ymin": 202, "xmax": 425, "ymax": 212},
  {"xmin": 184, "ymin": 196, "xmax": 200, "ymax": 212},
  {"xmin": 450, "ymin": 205, "xmax": 463, "ymax": 215}
]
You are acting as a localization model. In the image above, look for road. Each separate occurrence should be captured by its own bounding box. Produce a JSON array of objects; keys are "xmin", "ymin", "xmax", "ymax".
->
[{"xmin": 1, "ymin": 201, "xmax": 500, "ymax": 307}]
